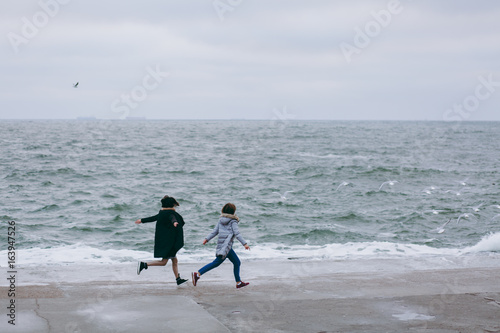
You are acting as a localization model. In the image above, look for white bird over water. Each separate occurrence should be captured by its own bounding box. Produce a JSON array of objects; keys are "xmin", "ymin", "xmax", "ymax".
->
[
  {"xmin": 471, "ymin": 203, "xmax": 484, "ymax": 212},
  {"xmin": 335, "ymin": 181, "xmax": 350, "ymax": 192},
  {"xmin": 422, "ymin": 186, "xmax": 440, "ymax": 195},
  {"xmin": 445, "ymin": 188, "xmax": 466, "ymax": 196},
  {"xmin": 456, "ymin": 213, "xmax": 477, "ymax": 224},
  {"xmin": 423, "ymin": 209, "xmax": 445, "ymax": 215},
  {"xmin": 422, "ymin": 189, "xmax": 432, "ymax": 195},
  {"xmin": 435, "ymin": 218, "xmax": 452, "ymax": 234},
  {"xmin": 379, "ymin": 180, "xmax": 398, "ymax": 191},
  {"xmin": 455, "ymin": 177, "xmax": 469, "ymax": 186},
  {"xmin": 273, "ymin": 191, "xmax": 294, "ymax": 201}
]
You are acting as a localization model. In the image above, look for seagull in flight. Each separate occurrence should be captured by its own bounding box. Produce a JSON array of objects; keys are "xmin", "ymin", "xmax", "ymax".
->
[
  {"xmin": 445, "ymin": 188, "xmax": 466, "ymax": 196},
  {"xmin": 273, "ymin": 191, "xmax": 294, "ymax": 201},
  {"xmin": 471, "ymin": 203, "xmax": 484, "ymax": 212},
  {"xmin": 335, "ymin": 181, "xmax": 350, "ymax": 192},
  {"xmin": 73, "ymin": 82, "xmax": 79, "ymax": 88},
  {"xmin": 422, "ymin": 209, "xmax": 445, "ymax": 215},
  {"xmin": 435, "ymin": 218, "xmax": 452, "ymax": 234},
  {"xmin": 456, "ymin": 213, "xmax": 477, "ymax": 224},
  {"xmin": 422, "ymin": 186, "xmax": 440, "ymax": 195},
  {"xmin": 379, "ymin": 180, "xmax": 398, "ymax": 191},
  {"xmin": 454, "ymin": 177, "xmax": 469, "ymax": 186}
]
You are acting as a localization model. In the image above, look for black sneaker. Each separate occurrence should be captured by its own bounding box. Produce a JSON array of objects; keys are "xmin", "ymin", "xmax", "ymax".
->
[
  {"xmin": 137, "ymin": 261, "xmax": 147, "ymax": 275},
  {"xmin": 176, "ymin": 276, "xmax": 188, "ymax": 285}
]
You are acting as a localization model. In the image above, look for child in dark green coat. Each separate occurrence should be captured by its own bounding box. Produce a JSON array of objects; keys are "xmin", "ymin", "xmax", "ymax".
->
[{"xmin": 135, "ymin": 195, "xmax": 187, "ymax": 285}]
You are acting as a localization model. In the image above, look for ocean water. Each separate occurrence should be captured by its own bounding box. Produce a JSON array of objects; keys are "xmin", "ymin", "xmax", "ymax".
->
[{"xmin": 1, "ymin": 120, "xmax": 500, "ymax": 267}]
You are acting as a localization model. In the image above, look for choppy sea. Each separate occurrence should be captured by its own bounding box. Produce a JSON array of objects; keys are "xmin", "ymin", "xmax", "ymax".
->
[{"xmin": 1, "ymin": 120, "xmax": 500, "ymax": 267}]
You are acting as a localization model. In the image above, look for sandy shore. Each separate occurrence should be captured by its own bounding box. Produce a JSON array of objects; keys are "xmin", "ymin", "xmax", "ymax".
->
[{"xmin": 1, "ymin": 255, "xmax": 500, "ymax": 332}]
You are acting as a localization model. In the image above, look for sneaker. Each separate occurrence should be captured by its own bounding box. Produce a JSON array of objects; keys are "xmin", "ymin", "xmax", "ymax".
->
[
  {"xmin": 137, "ymin": 261, "xmax": 147, "ymax": 275},
  {"xmin": 191, "ymin": 272, "xmax": 200, "ymax": 286},
  {"xmin": 236, "ymin": 281, "xmax": 249, "ymax": 289},
  {"xmin": 176, "ymin": 276, "xmax": 188, "ymax": 285}
]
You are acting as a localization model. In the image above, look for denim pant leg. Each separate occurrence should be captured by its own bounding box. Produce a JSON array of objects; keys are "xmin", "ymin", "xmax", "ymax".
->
[
  {"xmin": 226, "ymin": 249, "xmax": 241, "ymax": 282},
  {"xmin": 198, "ymin": 255, "xmax": 225, "ymax": 276}
]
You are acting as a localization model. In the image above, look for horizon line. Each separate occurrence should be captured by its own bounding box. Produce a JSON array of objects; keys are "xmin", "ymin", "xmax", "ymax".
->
[{"xmin": 1, "ymin": 118, "xmax": 499, "ymax": 122}]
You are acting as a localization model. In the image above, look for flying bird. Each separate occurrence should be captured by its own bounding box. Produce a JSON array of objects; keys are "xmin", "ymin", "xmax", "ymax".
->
[
  {"xmin": 445, "ymin": 188, "xmax": 466, "ymax": 196},
  {"xmin": 273, "ymin": 191, "xmax": 294, "ymax": 201},
  {"xmin": 335, "ymin": 181, "xmax": 350, "ymax": 192},
  {"xmin": 491, "ymin": 214, "xmax": 500, "ymax": 222},
  {"xmin": 471, "ymin": 203, "xmax": 484, "ymax": 212},
  {"xmin": 422, "ymin": 209, "xmax": 445, "ymax": 215},
  {"xmin": 73, "ymin": 82, "xmax": 79, "ymax": 88},
  {"xmin": 456, "ymin": 213, "xmax": 477, "ymax": 224},
  {"xmin": 435, "ymin": 218, "xmax": 452, "ymax": 234},
  {"xmin": 379, "ymin": 180, "xmax": 398, "ymax": 191},
  {"xmin": 422, "ymin": 186, "xmax": 440, "ymax": 195},
  {"xmin": 454, "ymin": 177, "xmax": 469, "ymax": 186}
]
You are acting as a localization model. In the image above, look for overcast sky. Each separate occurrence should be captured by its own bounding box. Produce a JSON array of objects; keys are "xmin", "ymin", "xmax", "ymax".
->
[{"xmin": 1, "ymin": 0, "xmax": 499, "ymax": 120}]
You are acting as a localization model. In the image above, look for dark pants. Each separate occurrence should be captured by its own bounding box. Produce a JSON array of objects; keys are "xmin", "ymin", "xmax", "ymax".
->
[{"xmin": 198, "ymin": 249, "xmax": 241, "ymax": 282}]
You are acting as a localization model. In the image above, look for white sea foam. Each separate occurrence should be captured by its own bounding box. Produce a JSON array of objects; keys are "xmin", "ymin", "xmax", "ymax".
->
[
  {"xmin": 0, "ymin": 244, "xmax": 152, "ymax": 267},
  {"xmin": 464, "ymin": 232, "xmax": 500, "ymax": 253},
  {"xmin": 2, "ymin": 233, "xmax": 499, "ymax": 267}
]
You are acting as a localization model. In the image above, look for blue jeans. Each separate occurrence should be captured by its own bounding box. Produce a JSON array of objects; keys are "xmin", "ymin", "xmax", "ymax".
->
[{"xmin": 198, "ymin": 249, "xmax": 241, "ymax": 282}]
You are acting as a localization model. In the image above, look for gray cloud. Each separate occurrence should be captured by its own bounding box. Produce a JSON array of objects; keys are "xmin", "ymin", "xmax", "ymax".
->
[{"xmin": 1, "ymin": 0, "xmax": 499, "ymax": 120}]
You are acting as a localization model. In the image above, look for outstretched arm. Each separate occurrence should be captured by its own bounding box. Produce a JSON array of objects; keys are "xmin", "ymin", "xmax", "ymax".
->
[
  {"xmin": 135, "ymin": 214, "xmax": 158, "ymax": 224},
  {"xmin": 204, "ymin": 223, "xmax": 220, "ymax": 243}
]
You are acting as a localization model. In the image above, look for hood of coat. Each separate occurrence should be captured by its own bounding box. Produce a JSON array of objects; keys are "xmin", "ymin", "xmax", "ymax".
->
[{"xmin": 219, "ymin": 213, "xmax": 239, "ymax": 225}]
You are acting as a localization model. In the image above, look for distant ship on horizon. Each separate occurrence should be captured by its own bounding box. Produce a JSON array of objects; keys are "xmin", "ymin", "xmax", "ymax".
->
[
  {"xmin": 125, "ymin": 116, "xmax": 147, "ymax": 120},
  {"xmin": 76, "ymin": 116, "xmax": 97, "ymax": 120},
  {"xmin": 75, "ymin": 116, "xmax": 148, "ymax": 120}
]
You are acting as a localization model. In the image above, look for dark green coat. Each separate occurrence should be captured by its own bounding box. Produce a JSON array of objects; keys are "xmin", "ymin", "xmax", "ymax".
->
[{"xmin": 141, "ymin": 210, "xmax": 185, "ymax": 258}]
